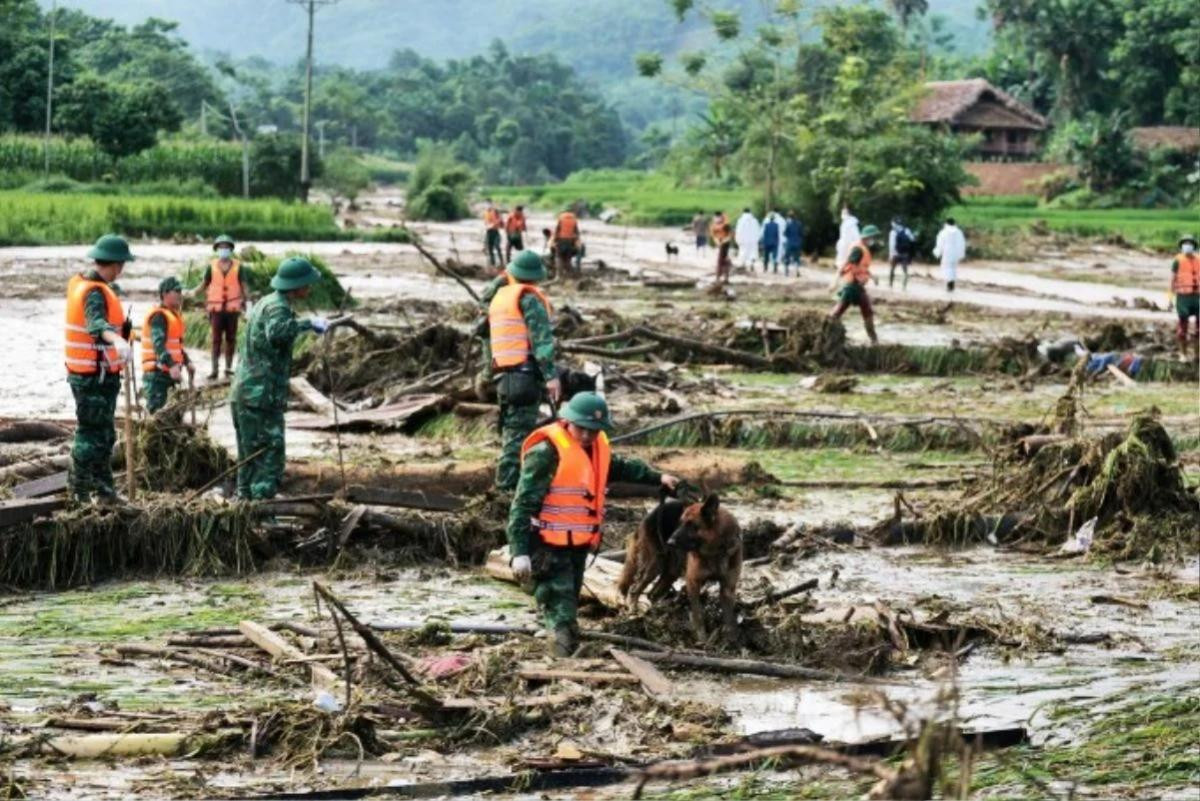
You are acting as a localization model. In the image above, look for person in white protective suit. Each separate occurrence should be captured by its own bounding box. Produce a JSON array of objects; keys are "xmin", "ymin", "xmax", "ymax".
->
[
  {"xmin": 933, "ymin": 217, "xmax": 967, "ymax": 293},
  {"xmin": 734, "ymin": 208, "xmax": 761, "ymax": 270}
]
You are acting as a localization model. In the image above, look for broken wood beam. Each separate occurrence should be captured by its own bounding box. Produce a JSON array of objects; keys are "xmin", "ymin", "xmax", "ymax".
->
[
  {"xmin": 345, "ymin": 485, "xmax": 465, "ymax": 513},
  {"xmin": 609, "ymin": 648, "xmax": 672, "ymax": 699},
  {"xmin": 0, "ymin": 496, "xmax": 67, "ymax": 528},
  {"xmin": 238, "ymin": 620, "xmax": 339, "ymax": 691},
  {"xmin": 518, "ymin": 668, "xmax": 639, "ymax": 685},
  {"xmin": 751, "ymin": 577, "xmax": 819, "ymax": 609},
  {"xmin": 627, "ymin": 650, "xmax": 866, "ymax": 683},
  {"xmin": 631, "ymin": 325, "xmax": 773, "ymax": 369},
  {"xmin": 289, "ymin": 376, "xmax": 339, "ymax": 417}
]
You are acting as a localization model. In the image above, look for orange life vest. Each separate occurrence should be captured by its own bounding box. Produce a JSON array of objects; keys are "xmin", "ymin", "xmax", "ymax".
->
[
  {"xmin": 521, "ymin": 421, "xmax": 611, "ymax": 549},
  {"xmin": 140, "ymin": 307, "xmax": 185, "ymax": 374},
  {"xmin": 1173, "ymin": 252, "xmax": 1200, "ymax": 294},
  {"xmin": 506, "ymin": 210, "xmax": 526, "ymax": 234},
  {"xmin": 206, "ymin": 259, "xmax": 243, "ymax": 313},
  {"xmin": 839, "ymin": 239, "xmax": 873, "ymax": 285},
  {"xmin": 484, "ymin": 208, "xmax": 503, "ymax": 230},
  {"xmin": 488, "ymin": 279, "xmax": 552, "ymax": 370},
  {"xmin": 556, "ymin": 212, "xmax": 579, "ymax": 241},
  {"xmin": 65, "ymin": 274, "xmax": 126, "ymax": 375}
]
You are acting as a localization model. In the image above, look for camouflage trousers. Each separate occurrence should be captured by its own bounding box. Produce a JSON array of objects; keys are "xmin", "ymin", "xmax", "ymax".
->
[
  {"xmin": 496, "ymin": 401, "xmax": 540, "ymax": 491},
  {"xmin": 142, "ymin": 372, "xmax": 176, "ymax": 414},
  {"xmin": 531, "ymin": 545, "xmax": 590, "ymax": 630},
  {"xmin": 69, "ymin": 376, "xmax": 120, "ymax": 501},
  {"xmin": 231, "ymin": 402, "xmax": 286, "ymax": 500}
]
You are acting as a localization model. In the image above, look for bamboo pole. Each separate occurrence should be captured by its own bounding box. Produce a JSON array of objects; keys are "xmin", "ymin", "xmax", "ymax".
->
[{"xmin": 123, "ymin": 361, "xmax": 136, "ymax": 499}]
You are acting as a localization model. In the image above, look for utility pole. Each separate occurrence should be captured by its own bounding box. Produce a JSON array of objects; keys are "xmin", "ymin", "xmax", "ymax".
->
[
  {"xmin": 287, "ymin": 0, "xmax": 341, "ymax": 202},
  {"xmin": 43, "ymin": 0, "xmax": 57, "ymax": 177},
  {"xmin": 227, "ymin": 100, "xmax": 251, "ymax": 199}
]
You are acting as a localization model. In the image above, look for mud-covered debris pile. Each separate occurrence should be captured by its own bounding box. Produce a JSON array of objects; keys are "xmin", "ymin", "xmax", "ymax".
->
[
  {"xmin": 125, "ymin": 405, "xmax": 232, "ymax": 492},
  {"xmin": 895, "ymin": 408, "xmax": 1199, "ymax": 560},
  {"xmin": 300, "ymin": 323, "xmax": 468, "ymax": 402}
]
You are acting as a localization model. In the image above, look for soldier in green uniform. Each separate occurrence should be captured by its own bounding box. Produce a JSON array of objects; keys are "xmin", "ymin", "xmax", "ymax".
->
[
  {"xmin": 229, "ymin": 257, "xmax": 329, "ymax": 500},
  {"xmin": 485, "ymin": 250, "xmax": 561, "ymax": 491},
  {"xmin": 142, "ymin": 277, "xmax": 194, "ymax": 413},
  {"xmin": 507, "ymin": 393, "xmax": 680, "ymax": 656},
  {"xmin": 64, "ymin": 235, "xmax": 136, "ymax": 503}
]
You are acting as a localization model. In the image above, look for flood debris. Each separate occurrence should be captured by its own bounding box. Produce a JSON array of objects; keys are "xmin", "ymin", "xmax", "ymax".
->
[{"xmin": 883, "ymin": 408, "xmax": 1200, "ymax": 560}]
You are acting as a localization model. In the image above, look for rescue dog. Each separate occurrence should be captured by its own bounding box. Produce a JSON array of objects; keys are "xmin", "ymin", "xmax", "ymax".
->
[
  {"xmin": 664, "ymin": 242, "xmax": 680, "ymax": 261},
  {"xmin": 618, "ymin": 494, "xmax": 742, "ymax": 643},
  {"xmin": 618, "ymin": 498, "xmax": 688, "ymax": 612}
]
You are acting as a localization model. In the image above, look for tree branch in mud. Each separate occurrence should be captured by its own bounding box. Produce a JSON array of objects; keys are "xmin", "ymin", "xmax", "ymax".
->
[
  {"xmin": 632, "ymin": 743, "xmax": 893, "ymax": 799},
  {"xmin": 409, "ymin": 238, "xmax": 480, "ymax": 302},
  {"xmin": 630, "ymin": 325, "xmax": 774, "ymax": 369}
]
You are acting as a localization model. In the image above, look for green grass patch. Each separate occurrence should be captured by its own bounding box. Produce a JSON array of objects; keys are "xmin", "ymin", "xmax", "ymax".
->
[
  {"xmin": 359, "ymin": 152, "xmax": 412, "ymax": 185},
  {"xmin": 486, "ymin": 168, "xmax": 753, "ymax": 226},
  {"xmin": 951, "ymin": 196, "xmax": 1200, "ymax": 252}
]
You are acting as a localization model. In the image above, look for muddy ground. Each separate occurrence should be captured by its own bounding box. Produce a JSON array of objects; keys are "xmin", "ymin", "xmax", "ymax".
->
[{"xmin": 1, "ymin": 191, "xmax": 1197, "ymax": 799}]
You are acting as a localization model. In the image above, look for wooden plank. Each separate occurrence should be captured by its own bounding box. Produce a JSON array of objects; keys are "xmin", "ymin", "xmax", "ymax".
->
[
  {"xmin": 0, "ymin": 496, "xmax": 67, "ymax": 528},
  {"xmin": 1105, "ymin": 363, "xmax": 1137, "ymax": 387},
  {"xmin": 439, "ymin": 691, "xmax": 586, "ymax": 711},
  {"xmin": 517, "ymin": 668, "xmax": 639, "ymax": 685},
  {"xmin": 289, "ymin": 376, "xmax": 339, "ymax": 417},
  {"xmin": 486, "ymin": 547, "xmax": 631, "ymax": 611},
  {"xmin": 238, "ymin": 620, "xmax": 338, "ymax": 691},
  {"xmin": 288, "ymin": 393, "xmax": 447, "ymax": 431},
  {"xmin": 609, "ymin": 648, "xmax": 672, "ymax": 699},
  {"xmin": 9, "ymin": 470, "xmax": 69, "ymax": 499},
  {"xmin": 346, "ymin": 485, "xmax": 464, "ymax": 513}
]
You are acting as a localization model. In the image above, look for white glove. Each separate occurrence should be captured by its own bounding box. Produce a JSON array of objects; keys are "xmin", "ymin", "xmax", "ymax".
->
[
  {"xmin": 309, "ymin": 316, "xmax": 330, "ymax": 334},
  {"xmin": 169, "ymin": 364, "xmax": 182, "ymax": 381},
  {"xmin": 111, "ymin": 337, "xmax": 132, "ymax": 363},
  {"xmin": 511, "ymin": 555, "xmax": 532, "ymax": 584}
]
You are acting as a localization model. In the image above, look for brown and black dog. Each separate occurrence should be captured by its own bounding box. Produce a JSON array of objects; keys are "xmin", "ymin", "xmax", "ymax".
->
[{"xmin": 618, "ymin": 494, "xmax": 742, "ymax": 643}]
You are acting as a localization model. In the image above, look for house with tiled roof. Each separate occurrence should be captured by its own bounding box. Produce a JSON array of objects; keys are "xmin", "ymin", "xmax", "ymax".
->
[{"xmin": 911, "ymin": 78, "xmax": 1048, "ymax": 160}]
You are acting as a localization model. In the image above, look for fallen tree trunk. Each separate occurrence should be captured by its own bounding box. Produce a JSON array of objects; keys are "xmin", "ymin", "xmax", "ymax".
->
[
  {"xmin": 20, "ymin": 729, "xmax": 241, "ymax": 759},
  {"xmin": 631, "ymin": 325, "xmax": 773, "ymax": 369},
  {"xmin": 0, "ymin": 420, "xmax": 71, "ymax": 443},
  {"xmin": 627, "ymin": 650, "xmax": 865, "ymax": 683},
  {"xmin": 368, "ymin": 619, "xmax": 670, "ymax": 653}
]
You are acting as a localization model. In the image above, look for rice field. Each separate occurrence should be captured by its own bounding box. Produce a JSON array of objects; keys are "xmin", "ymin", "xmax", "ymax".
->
[{"xmin": 0, "ymin": 191, "xmax": 342, "ymax": 245}]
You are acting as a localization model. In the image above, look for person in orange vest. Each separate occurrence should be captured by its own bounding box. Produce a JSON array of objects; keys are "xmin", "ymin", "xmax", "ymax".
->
[
  {"xmin": 506, "ymin": 393, "xmax": 680, "ymax": 656},
  {"xmin": 710, "ymin": 211, "xmax": 732, "ymax": 283},
  {"xmin": 504, "ymin": 204, "xmax": 528, "ymax": 263},
  {"xmin": 196, "ymin": 234, "xmax": 250, "ymax": 380},
  {"xmin": 487, "ymin": 250, "xmax": 560, "ymax": 490},
  {"xmin": 65, "ymin": 234, "xmax": 136, "ymax": 503},
  {"xmin": 483, "ymin": 199, "xmax": 505, "ymax": 269},
  {"xmin": 828, "ymin": 224, "xmax": 881, "ymax": 345},
  {"xmin": 1171, "ymin": 234, "xmax": 1199, "ymax": 361},
  {"xmin": 141, "ymin": 277, "xmax": 194, "ymax": 413},
  {"xmin": 552, "ymin": 208, "xmax": 582, "ymax": 276}
]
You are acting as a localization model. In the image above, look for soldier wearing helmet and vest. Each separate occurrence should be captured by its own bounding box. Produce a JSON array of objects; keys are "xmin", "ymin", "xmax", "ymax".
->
[
  {"xmin": 828, "ymin": 223, "xmax": 881, "ymax": 345},
  {"xmin": 507, "ymin": 392, "xmax": 680, "ymax": 656},
  {"xmin": 229, "ymin": 257, "xmax": 330, "ymax": 500},
  {"xmin": 196, "ymin": 234, "xmax": 250, "ymax": 380},
  {"xmin": 141, "ymin": 277, "xmax": 194, "ymax": 413},
  {"xmin": 485, "ymin": 250, "xmax": 561, "ymax": 491},
  {"xmin": 65, "ymin": 234, "xmax": 136, "ymax": 503},
  {"xmin": 1170, "ymin": 234, "xmax": 1200, "ymax": 361}
]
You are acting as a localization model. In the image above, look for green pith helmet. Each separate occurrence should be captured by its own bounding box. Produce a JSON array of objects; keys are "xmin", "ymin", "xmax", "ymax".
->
[
  {"xmin": 87, "ymin": 234, "xmax": 136, "ymax": 263},
  {"xmin": 1180, "ymin": 234, "xmax": 1198, "ymax": 248},
  {"xmin": 507, "ymin": 250, "xmax": 547, "ymax": 282},
  {"xmin": 559, "ymin": 391, "xmax": 613, "ymax": 432},
  {"xmin": 213, "ymin": 234, "xmax": 236, "ymax": 250},
  {"xmin": 860, "ymin": 224, "xmax": 881, "ymax": 239},
  {"xmin": 158, "ymin": 276, "xmax": 183, "ymax": 296},
  {"xmin": 270, "ymin": 257, "xmax": 322, "ymax": 291}
]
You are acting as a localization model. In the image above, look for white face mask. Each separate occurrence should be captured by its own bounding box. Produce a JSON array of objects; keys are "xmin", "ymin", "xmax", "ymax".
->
[
  {"xmin": 1183, "ymin": 243, "xmax": 1196, "ymax": 254},
  {"xmin": 217, "ymin": 247, "xmax": 233, "ymax": 259}
]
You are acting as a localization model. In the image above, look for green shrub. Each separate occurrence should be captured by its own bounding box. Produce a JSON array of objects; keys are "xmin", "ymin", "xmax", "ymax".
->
[{"xmin": 405, "ymin": 142, "xmax": 473, "ymax": 221}]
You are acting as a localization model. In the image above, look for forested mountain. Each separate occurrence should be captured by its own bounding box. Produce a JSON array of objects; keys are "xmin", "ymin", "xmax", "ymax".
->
[{"xmin": 51, "ymin": 0, "xmax": 991, "ymax": 129}]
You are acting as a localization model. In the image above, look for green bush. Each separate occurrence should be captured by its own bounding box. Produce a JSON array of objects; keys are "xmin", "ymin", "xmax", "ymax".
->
[{"xmin": 405, "ymin": 142, "xmax": 473, "ymax": 221}]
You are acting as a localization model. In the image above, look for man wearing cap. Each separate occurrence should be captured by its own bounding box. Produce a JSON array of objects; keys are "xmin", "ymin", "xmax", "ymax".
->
[
  {"xmin": 196, "ymin": 234, "xmax": 250, "ymax": 380},
  {"xmin": 229, "ymin": 257, "xmax": 329, "ymax": 500},
  {"xmin": 507, "ymin": 392, "xmax": 680, "ymax": 656},
  {"xmin": 141, "ymin": 277, "xmax": 194, "ymax": 413},
  {"xmin": 1170, "ymin": 234, "xmax": 1199, "ymax": 361},
  {"xmin": 64, "ymin": 234, "xmax": 136, "ymax": 503},
  {"xmin": 485, "ymin": 250, "xmax": 560, "ymax": 491},
  {"xmin": 828, "ymin": 224, "xmax": 881, "ymax": 345}
]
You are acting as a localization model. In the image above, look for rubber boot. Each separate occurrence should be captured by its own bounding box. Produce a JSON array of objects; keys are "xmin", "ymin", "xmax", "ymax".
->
[
  {"xmin": 863, "ymin": 316, "xmax": 879, "ymax": 346},
  {"xmin": 550, "ymin": 625, "xmax": 577, "ymax": 658},
  {"xmin": 208, "ymin": 348, "xmax": 220, "ymax": 380}
]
